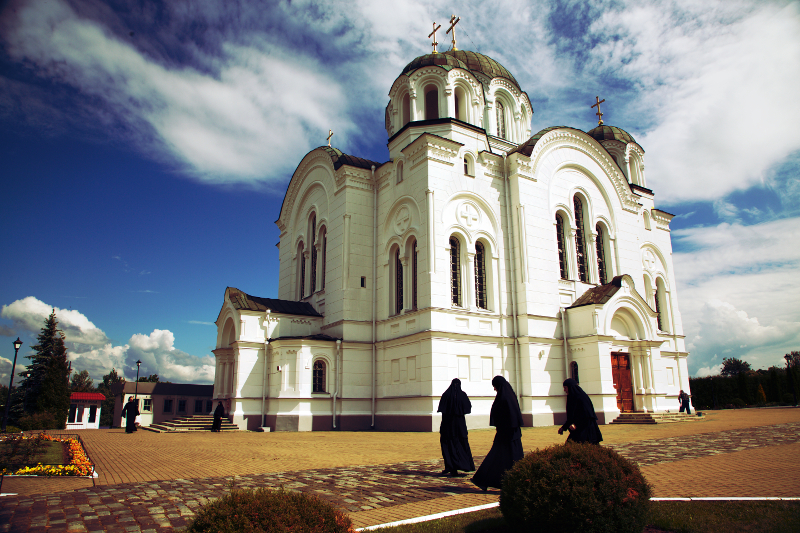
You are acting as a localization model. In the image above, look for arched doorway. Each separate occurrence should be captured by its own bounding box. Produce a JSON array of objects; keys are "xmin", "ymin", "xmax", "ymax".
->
[{"xmin": 610, "ymin": 352, "xmax": 633, "ymax": 412}]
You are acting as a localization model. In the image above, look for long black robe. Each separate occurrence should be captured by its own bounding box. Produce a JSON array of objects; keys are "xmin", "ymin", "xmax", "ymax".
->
[
  {"xmin": 121, "ymin": 399, "xmax": 139, "ymax": 433},
  {"xmin": 438, "ymin": 378, "xmax": 475, "ymax": 474},
  {"xmin": 561, "ymin": 378, "xmax": 603, "ymax": 444},
  {"xmin": 471, "ymin": 376, "xmax": 524, "ymax": 490},
  {"xmin": 211, "ymin": 403, "xmax": 225, "ymax": 432}
]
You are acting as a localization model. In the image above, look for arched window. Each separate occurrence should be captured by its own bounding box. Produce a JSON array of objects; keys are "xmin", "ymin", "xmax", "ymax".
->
[
  {"xmin": 496, "ymin": 100, "xmax": 506, "ymax": 139},
  {"xmin": 655, "ymin": 278, "xmax": 669, "ymax": 332},
  {"xmin": 463, "ymin": 154, "xmax": 474, "ymax": 176},
  {"xmin": 570, "ymin": 361, "xmax": 579, "ymax": 383},
  {"xmin": 411, "ymin": 239, "xmax": 418, "ymax": 310},
  {"xmin": 402, "ymin": 93, "xmax": 411, "ymax": 125},
  {"xmin": 425, "ymin": 85, "xmax": 439, "ymax": 120},
  {"xmin": 596, "ymin": 223, "xmax": 608, "ymax": 285},
  {"xmin": 310, "ymin": 214, "xmax": 317, "ymax": 293},
  {"xmin": 297, "ymin": 241, "xmax": 306, "ymax": 299},
  {"xmin": 643, "ymin": 210, "xmax": 652, "ymax": 230},
  {"xmin": 397, "ymin": 161, "xmax": 404, "ymax": 184},
  {"xmin": 573, "ymin": 196, "xmax": 588, "ymax": 282},
  {"xmin": 320, "ymin": 227, "xmax": 327, "ymax": 290},
  {"xmin": 475, "ymin": 242, "xmax": 487, "ymax": 309},
  {"xmin": 450, "ymin": 237, "xmax": 462, "ymax": 306},
  {"xmin": 313, "ymin": 360, "xmax": 326, "ymax": 393},
  {"xmin": 556, "ymin": 214, "xmax": 568, "ymax": 280},
  {"xmin": 455, "ymin": 86, "xmax": 467, "ymax": 121},
  {"xmin": 395, "ymin": 248, "xmax": 403, "ymax": 315}
]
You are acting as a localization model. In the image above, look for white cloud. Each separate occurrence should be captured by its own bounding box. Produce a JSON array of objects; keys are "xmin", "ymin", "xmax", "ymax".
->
[
  {"xmin": 695, "ymin": 364, "xmax": 722, "ymax": 378},
  {"xmin": 587, "ymin": 0, "xmax": 800, "ymax": 204},
  {"xmin": 0, "ymin": 297, "xmax": 214, "ymax": 384}
]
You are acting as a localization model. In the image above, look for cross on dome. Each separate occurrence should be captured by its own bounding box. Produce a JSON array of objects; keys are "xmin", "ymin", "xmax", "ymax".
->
[
  {"xmin": 591, "ymin": 96, "xmax": 606, "ymax": 126},
  {"xmin": 327, "ymin": 129, "xmax": 333, "ymax": 147},
  {"xmin": 428, "ymin": 22, "xmax": 442, "ymax": 53},
  {"xmin": 446, "ymin": 14, "xmax": 460, "ymax": 51}
]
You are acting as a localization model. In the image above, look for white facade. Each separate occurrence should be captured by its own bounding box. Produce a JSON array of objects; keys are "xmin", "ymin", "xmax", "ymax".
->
[{"xmin": 213, "ymin": 49, "xmax": 689, "ymax": 432}]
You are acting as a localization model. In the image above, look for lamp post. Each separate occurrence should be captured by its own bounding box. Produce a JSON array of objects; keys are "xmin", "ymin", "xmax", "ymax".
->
[
  {"xmin": 2, "ymin": 338, "xmax": 23, "ymax": 432},
  {"xmin": 134, "ymin": 360, "xmax": 142, "ymax": 400},
  {"xmin": 786, "ymin": 354, "xmax": 797, "ymax": 407}
]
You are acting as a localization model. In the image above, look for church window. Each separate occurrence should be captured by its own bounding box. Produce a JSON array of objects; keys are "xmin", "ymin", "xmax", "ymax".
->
[
  {"xmin": 571, "ymin": 361, "xmax": 580, "ymax": 383},
  {"xmin": 463, "ymin": 154, "xmax": 474, "ymax": 176},
  {"xmin": 475, "ymin": 242, "xmax": 487, "ymax": 309},
  {"xmin": 297, "ymin": 242, "xmax": 306, "ymax": 299},
  {"xmin": 643, "ymin": 210, "xmax": 652, "ymax": 230},
  {"xmin": 556, "ymin": 214, "xmax": 568, "ymax": 280},
  {"xmin": 596, "ymin": 224, "xmax": 607, "ymax": 285},
  {"xmin": 424, "ymin": 85, "xmax": 439, "ymax": 120},
  {"xmin": 320, "ymin": 227, "xmax": 327, "ymax": 290},
  {"xmin": 464, "ymin": 158, "xmax": 469, "ymax": 175},
  {"xmin": 313, "ymin": 360, "xmax": 326, "ymax": 393},
  {"xmin": 574, "ymin": 196, "xmax": 588, "ymax": 282},
  {"xmin": 655, "ymin": 286, "xmax": 663, "ymax": 330},
  {"xmin": 310, "ymin": 215, "xmax": 317, "ymax": 294},
  {"xmin": 397, "ymin": 161, "xmax": 404, "ymax": 183},
  {"xmin": 412, "ymin": 239, "xmax": 418, "ymax": 310},
  {"xmin": 655, "ymin": 278, "xmax": 669, "ymax": 332},
  {"xmin": 455, "ymin": 86, "xmax": 467, "ymax": 122},
  {"xmin": 450, "ymin": 237, "xmax": 462, "ymax": 306},
  {"xmin": 402, "ymin": 93, "xmax": 411, "ymax": 125},
  {"xmin": 395, "ymin": 248, "xmax": 404, "ymax": 315},
  {"xmin": 496, "ymin": 100, "xmax": 506, "ymax": 139}
]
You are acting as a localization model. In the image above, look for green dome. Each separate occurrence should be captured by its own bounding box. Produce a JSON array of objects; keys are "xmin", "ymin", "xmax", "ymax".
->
[
  {"xmin": 586, "ymin": 125, "xmax": 636, "ymax": 144},
  {"xmin": 401, "ymin": 49, "xmax": 520, "ymax": 89}
]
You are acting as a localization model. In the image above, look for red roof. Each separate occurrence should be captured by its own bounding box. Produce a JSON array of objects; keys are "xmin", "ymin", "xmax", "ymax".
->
[{"xmin": 70, "ymin": 392, "xmax": 106, "ymax": 401}]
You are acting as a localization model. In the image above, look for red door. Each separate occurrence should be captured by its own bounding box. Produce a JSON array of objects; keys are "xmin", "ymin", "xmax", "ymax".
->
[{"xmin": 611, "ymin": 353, "xmax": 634, "ymax": 412}]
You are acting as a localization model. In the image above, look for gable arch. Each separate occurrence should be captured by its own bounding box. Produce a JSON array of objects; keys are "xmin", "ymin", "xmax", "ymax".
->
[
  {"xmin": 216, "ymin": 310, "xmax": 239, "ymax": 349},
  {"xmin": 292, "ymin": 181, "xmax": 330, "ymax": 237},
  {"xmin": 605, "ymin": 297, "xmax": 656, "ymax": 341},
  {"xmin": 384, "ymin": 196, "xmax": 421, "ymax": 242},
  {"xmin": 278, "ymin": 150, "xmax": 336, "ymax": 229},
  {"xmin": 442, "ymin": 191, "xmax": 500, "ymax": 237}
]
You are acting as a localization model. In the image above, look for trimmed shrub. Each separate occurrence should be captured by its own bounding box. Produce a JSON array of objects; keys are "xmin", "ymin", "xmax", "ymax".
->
[
  {"xmin": 1, "ymin": 426, "xmax": 22, "ymax": 434},
  {"xmin": 17, "ymin": 412, "xmax": 58, "ymax": 431},
  {"xmin": 500, "ymin": 443, "xmax": 651, "ymax": 533},
  {"xmin": 185, "ymin": 487, "xmax": 355, "ymax": 533},
  {"xmin": 782, "ymin": 393, "xmax": 796, "ymax": 405},
  {"xmin": 731, "ymin": 398, "xmax": 745, "ymax": 408}
]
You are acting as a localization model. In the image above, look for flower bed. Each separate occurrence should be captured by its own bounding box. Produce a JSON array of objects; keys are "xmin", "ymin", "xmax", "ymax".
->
[{"xmin": 1, "ymin": 433, "xmax": 94, "ymax": 477}]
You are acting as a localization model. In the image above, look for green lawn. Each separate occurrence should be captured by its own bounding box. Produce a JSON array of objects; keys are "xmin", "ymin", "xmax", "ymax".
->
[
  {"xmin": 369, "ymin": 502, "xmax": 800, "ymax": 533},
  {"xmin": 0, "ymin": 439, "xmax": 67, "ymax": 470}
]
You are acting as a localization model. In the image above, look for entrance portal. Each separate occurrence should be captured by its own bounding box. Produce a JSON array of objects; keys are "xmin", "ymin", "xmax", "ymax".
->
[{"xmin": 611, "ymin": 352, "xmax": 634, "ymax": 412}]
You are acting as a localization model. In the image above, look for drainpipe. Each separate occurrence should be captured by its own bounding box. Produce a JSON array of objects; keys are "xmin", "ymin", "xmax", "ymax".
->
[
  {"xmin": 333, "ymin": 339, "xmax": 341, "ymax": 428},
  {"xmin": 371, "ymin": 165, "xmax": 377, "ymax": 429},
  {"xmin": 261, "ymin": 310, "xmax": 270, "ymax": 428},
  {"xmin": 560, "ymin": 307, "xmax": 570, "ymax": 378},
  {"xmin": 502, "ymin": 153, "xmax": 522, "ymax": 402}
]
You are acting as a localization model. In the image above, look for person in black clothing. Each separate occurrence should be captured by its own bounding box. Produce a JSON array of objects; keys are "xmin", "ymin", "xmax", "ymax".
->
[
  {"xmin": 471, "ymin": 375, "xmax": 524, "ymax": 491},
  {"xmin": 559, "ymin": 378, "xmax": 603, "ymax": 444},
  {"xmin": 438, "ymin": 378, "xmax": 475, "ymax": 476},
  {"xmin": 121, "ymin": 397, "xmax": 140, "ymax": 434},
  {"xmin": 211, "ymin": 401, "xmax": 225, "ymax": 432}
]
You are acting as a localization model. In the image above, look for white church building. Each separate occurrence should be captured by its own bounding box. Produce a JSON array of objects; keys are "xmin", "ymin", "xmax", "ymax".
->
[{"xmin": 212, "ymin": 40, "xmax": 690, "ymax": 432}]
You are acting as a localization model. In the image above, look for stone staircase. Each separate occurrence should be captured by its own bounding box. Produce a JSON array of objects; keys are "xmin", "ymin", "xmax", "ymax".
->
[
  {"xmin": 610, "ymin": 412, "xmax": 704, "ymax": 424},
  {"xmin": 142, "ymin": 415, "xmax": 239, "ymax": 433}
]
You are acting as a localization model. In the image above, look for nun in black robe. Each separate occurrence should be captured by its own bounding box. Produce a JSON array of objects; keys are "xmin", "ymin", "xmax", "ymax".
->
[
  {"xmin": 121, "ymin": 398, "xmax": 140, "ymax": 433},
  {"xmin": 211, "ymin": 402, "xmax": 225, "ymax": 432},
  {"xmin": 438, "ymin": 378, "xmax": 475, "ymax": 475},
  {"xmin": 471, "ymin": 376, "xmax": 524, "ymax": 490},
  {"xmin": 559, "ymin": 378, "xmax": 603, "ymax": 444}
]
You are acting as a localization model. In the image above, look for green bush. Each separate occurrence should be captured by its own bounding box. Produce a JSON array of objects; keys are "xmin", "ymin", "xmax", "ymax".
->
[
  {"xmin": 17, "ymin": 412, "xmax": 58, "ymax": 431},
  {"xmin": 185, "ymin": 487, "xmax": 355, "ymax": 533},
  {"xmin": 1, "ymin": 426, "xmax": 23, "ymax": 434},
  {"xmin": 731, "ymin": 398, "xmax": 746, "ymax": 408},
  {"xmin": 500, "ymin": 443, "xmax": 651, "ymax": 533},
  {"xmin": 782, "ymin": 393, "xmax": 796, "ymax": 405}
]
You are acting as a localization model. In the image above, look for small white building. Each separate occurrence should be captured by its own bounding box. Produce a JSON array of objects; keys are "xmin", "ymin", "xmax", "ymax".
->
[
  {"xmin": 111, "ymin": 382, "xmax": 215, "ymax": 428},
  {"xmin": 66, "ymin": 392, "xmax": 105, "ymax": 430}
]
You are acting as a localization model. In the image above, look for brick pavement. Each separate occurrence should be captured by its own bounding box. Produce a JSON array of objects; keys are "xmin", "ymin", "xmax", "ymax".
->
[{"xmin": 1, "ymin": 409, "xmax": 799, "ymax": 532}]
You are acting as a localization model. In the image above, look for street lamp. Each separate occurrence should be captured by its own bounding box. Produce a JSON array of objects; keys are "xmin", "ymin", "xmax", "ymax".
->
[
  {"xmin": 2, "ymin": 338, "xmax": 23, "ymax": 432},
  {"xmin": 134, "ymin": 360, "xmax": 142, "ymax": 399},
  {"xmin": 785, "ymin": 354, "xmax": 797, "ymax": 406}
]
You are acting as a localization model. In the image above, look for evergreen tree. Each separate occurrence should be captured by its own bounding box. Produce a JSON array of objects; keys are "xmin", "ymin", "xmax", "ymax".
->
[
  {"xmin": 98, "ymin": 368, "xmax": 125, "ymax": 428},
  {"xmin": 721, "ymin": 357, "xmax": 751, "ymax": 377},
  {"xmin": 70, "ymin": 370, "xmax": 94, "ymax": 392},
  {"xmin": 16, "ymin": 310, "xmax": 71, "ymax": 427}
]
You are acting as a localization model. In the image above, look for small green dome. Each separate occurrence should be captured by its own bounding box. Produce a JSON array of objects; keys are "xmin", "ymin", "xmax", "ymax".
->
[
  {"xmin": 586, "ymin": 125, "xmax": 636, "ymax": 144},
  {"xmin": 401, "ymin": 49, "xmax": 520, "ymax": 89}
]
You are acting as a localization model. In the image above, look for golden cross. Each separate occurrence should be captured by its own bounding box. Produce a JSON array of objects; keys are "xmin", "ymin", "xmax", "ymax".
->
[
  {"xmin": 446, "ymin": 14, "xmax": 460, "ymax": 51},
  {"xmin": 591, "ymin": 96, "xmax": 605, "ymax": 125},
  {"xmin": 428, "ymin": 22, "xmax": 442, "ymax": 53},
  {"xmin": 327, "ymin": 129, "xmax": 333, "ymax": 147}
]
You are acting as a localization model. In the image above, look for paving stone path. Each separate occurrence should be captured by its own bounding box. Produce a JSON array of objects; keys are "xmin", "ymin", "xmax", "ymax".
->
[{"xmin": 2, "ymin": 422, "xmax": 799, "ymax": 533}]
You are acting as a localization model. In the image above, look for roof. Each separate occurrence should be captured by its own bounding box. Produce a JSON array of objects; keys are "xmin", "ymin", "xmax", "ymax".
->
[
  {"xmin": 568, "ymin": 275, "xmax": 625, "ymax": 308},
  {"xmin": 110, "ymin": 382, "xmax": 214, "ymax": 396},
  {"xmin": 401, "ymin": 50, "xmax": 520, "ymax": 90},
  {"xmin": 586, "ymin": 124, "xmax": 637, "ymax": 144},
  {"xmin": 70, "ymin": 392, "xmax": 106, "ymax": 401},
  {"xmin": 508, "ymin": 126, "xmax": 583, "ymax": 157},
  {"xmin": 273, "ymin": 333, "xmax": 340, "ymax": 342},
  {"xmin": 227, "ymin": 287, "xmax": 322, "ymax": 317},
  {"xmin": 318, "ymin": 146, "xmax": 381, "ymax": 171}
]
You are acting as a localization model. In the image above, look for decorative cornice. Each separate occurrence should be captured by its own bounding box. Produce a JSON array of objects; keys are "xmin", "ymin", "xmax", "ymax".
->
[{"xmin": 650, "ymin": 209, "xmax": 673, "ymax": 231}]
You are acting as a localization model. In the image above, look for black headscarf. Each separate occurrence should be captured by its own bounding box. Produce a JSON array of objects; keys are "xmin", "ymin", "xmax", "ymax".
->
[
  {"xmin": 438, "ymin": 378, "xmax": 472, "ymax": 416},
  {"xmin": 563, "ymin": 378, "xmax": 597, "ymax": 423},
  {"xmin": 489, "ymin": 375, "xmax": 523, "ymax": 428}
]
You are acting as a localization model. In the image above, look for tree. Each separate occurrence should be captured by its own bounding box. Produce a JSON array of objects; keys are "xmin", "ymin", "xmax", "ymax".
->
[
  {"xmin": 16, "ymin": 311, "xmax": 71, "ymax": 428},
  {"xmin": 70, "ymin": 370, "xmax": 94, "ymax": 392},
  {"xmin": 97, "ymin": 368, "xmax": 125, "ymax": 428},
  {"xmin": 720, "ymin": 357, "xmax": 751, "ymax": 377},
  {"xmin": 138, "ymin": 374, "xmax": 169, "ymax": 383}
]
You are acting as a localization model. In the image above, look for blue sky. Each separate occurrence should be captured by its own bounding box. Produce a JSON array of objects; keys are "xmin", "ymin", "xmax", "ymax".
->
[{"xmin": 1, "ymin": 0, "xmax": 799, "ymax": 385}]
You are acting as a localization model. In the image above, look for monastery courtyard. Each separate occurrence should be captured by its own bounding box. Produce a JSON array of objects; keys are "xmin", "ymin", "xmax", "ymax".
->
[{"xmin": 1, "ymin": 408, "xmax": 799, "ymax": 532}]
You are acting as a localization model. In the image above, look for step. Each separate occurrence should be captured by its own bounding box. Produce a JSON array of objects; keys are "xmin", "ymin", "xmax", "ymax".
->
[{"xmin": 610, "ymin": 412, "xmax": 703, "ymax": 424}]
